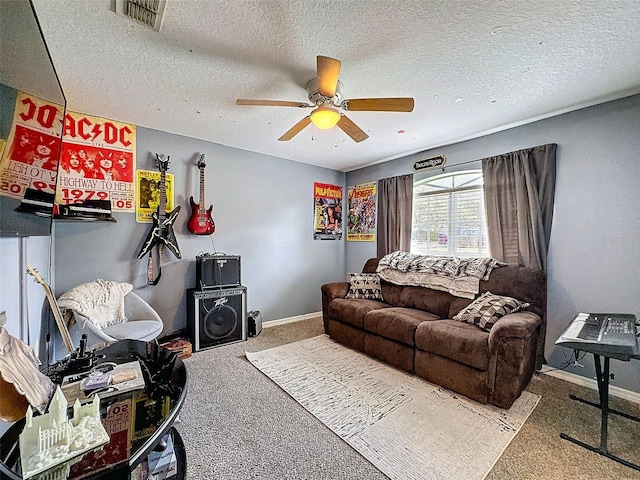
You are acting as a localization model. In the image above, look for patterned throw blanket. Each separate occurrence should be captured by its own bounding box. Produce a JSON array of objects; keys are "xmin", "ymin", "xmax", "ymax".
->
[{"xmin": 377, "ymin": 251, "xmax": 506, "ymax": 298}]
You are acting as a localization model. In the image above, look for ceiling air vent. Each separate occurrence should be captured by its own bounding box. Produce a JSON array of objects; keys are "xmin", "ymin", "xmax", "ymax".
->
[{"xmin": 115, "ymin": 0, "xmax": 166, "ymax": 32}]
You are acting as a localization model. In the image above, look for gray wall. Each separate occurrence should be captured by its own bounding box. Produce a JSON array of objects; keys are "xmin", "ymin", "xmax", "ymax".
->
[
  {"xmin": 3, "ymin": 91, "xmax": 639, "ymax": 393},
  {"xmin": 54, "ymin": 127, "xmax": 345, "ymax": 335},
  {"xmin": 345, "ymin": 93, "xmax": 640, "ymax": 392}
]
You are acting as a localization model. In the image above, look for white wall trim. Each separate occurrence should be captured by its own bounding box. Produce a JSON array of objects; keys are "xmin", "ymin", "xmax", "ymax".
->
[
  {"xmin": 540, "ymin": 365, "xmax": 640, "ymax": 405},
  {"xmin": 264, "ymin": 312, "xmax": 322, "ymax": 328}
]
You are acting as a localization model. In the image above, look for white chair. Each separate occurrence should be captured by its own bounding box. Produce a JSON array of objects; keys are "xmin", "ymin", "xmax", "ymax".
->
[
  {"xmin": 58, "ymin": 280, "xmax": 164, "ymax": 347},
  {"xmin": 71, "ymin": 292, "xmax": 163, "ymax": 345}
]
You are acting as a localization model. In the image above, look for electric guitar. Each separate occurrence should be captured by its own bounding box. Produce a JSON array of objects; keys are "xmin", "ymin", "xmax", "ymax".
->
[
  {"xmin": 26, "ymin": 265, "xmax": 74, "ymax": 353},
  {"xmin": 138, "ymin": 154, "xmax": 181, "ymax": 260},
  {"xmin": 187, "ymin": 154, "xmax": 215, "ymax": 235}
]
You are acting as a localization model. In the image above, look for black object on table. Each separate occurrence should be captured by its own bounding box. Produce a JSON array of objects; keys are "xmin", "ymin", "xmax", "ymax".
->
[{"xmin": 0, "ymin": 339, "xmax": 188, "ymax": 479}]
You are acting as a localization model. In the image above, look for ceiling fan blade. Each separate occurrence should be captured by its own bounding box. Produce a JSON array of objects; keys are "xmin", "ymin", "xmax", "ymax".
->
[
  {"xmin": 316, "ymin": 55, "xmax": 341, "ymax": 98},
  {"xmin": 236, "ymin": 99, "xmax": 312, "ymax": 108},
  {"xmin": 278, "ymin": 116, "xmax": 312, "ymax": 141},
  {"xmin": 337, "ymin": 115, "xmax": 369, "ymax": 143},
  {"xmin": 341, "ymin": 97, "xmax": 415, "ymax": 112}
]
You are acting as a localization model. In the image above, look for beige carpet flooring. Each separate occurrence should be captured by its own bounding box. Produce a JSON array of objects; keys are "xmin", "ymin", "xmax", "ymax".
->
[{"xmin": 177, "ymin": 316, "xmax": 640, "ymax": 479}]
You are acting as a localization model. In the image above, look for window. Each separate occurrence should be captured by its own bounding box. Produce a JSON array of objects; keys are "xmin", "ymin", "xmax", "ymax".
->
[{"xmin": 411, "ymin": 170, "xmax": 489, "ymax": 257}]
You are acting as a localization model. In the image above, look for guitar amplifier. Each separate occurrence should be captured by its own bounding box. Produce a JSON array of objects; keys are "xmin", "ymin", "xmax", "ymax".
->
[
  {"xmin": 187, "ymin": 287, "xmax": 247, "ymax": 351},
  {"xmin": 196, "ymin": 254, "xmax": 241, "ymax": 289}
]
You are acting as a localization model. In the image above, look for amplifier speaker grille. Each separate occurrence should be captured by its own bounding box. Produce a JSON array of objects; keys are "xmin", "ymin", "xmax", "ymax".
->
[{"xmin": 187, "ymin": 287, "xmax": 247, "ymax": 351}]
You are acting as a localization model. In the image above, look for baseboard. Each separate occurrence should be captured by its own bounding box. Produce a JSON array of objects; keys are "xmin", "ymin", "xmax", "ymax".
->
[
  {"xmin": 540, "ymin": 365, "xmax": 640, "ymax": 405},
  {"xmin": 263, "ymin": 311, "xmax": 322, "ymax": 328}
]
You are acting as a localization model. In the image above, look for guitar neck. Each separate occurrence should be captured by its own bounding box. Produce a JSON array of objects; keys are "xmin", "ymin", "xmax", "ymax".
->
[
  {"xmin": 199, "ymin": 166, "xmax": 206, "ymax": 212},
  {"xmin": 26, "ymin": 266, "xmax": 74, "ymax": 352},
  {"xmin": 158, "ymin": 170, "xmax": 167, "ymax": 219}
]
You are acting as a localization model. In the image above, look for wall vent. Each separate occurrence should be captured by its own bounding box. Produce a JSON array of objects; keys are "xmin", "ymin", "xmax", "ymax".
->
[{"xmin": 115, "ymin": 0, "xmax": 166, "ymax": 32}]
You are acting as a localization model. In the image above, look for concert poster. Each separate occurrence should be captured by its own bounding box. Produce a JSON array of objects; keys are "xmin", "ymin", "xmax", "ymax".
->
[
  {"xmin": 313, "ymin": 182, "xmax": 342, "ymax": 240},
  {"xmin": 0, "ymin": 91, "xmax": 64, "ymax": 200},
  {"xmin": 56, "ymin": 110, "xmax": 136, "ymax": 212},
  {"xmin": 347, "ymin": 182, "xmax": 377, "ymax": 242},
  {"xmin": 136, "ymin": 169, "xmax": 176, "ymax": 223}
]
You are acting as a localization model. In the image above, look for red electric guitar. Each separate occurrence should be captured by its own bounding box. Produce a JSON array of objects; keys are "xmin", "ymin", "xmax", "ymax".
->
[{"xmin": 187, "ymin": 154, "xmax": 215, "ymax": 235}]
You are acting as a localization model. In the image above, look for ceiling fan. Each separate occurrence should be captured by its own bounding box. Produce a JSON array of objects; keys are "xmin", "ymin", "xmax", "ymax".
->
[{"xmin": 236, "ymin": 55, "xmax": 415, "ymax": 143}]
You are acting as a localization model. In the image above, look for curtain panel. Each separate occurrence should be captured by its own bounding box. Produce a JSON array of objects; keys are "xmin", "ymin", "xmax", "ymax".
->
[
  {"xmin": 377, "ymin": 174, "xmax": 413, "ymax": 257},
  {"xmin": 482, "ymin": 144, "xmax": 557, "ymax": 273}
]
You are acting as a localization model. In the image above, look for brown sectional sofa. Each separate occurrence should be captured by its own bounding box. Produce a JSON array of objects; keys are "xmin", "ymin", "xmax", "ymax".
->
[{"xmin": 321, "ymin": 257, "xmax": 546, "ymax": 408}]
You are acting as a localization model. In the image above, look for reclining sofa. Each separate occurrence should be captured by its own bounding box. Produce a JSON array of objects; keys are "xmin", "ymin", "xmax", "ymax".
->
[{"xmin": 321, "ymin": 256, "xmax": 546, "ymax": 408}]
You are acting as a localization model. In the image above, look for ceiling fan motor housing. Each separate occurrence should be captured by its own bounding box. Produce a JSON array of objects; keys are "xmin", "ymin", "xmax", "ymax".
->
[{"xmin": 306, "ymin": 78, "xmax": 343, "ymax": 106}]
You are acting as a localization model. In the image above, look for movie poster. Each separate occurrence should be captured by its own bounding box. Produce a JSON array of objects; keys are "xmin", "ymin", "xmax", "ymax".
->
[
  {"xmin": 56, "ymin": 111, "xmax": 136, "ymax": 212},
  {"xmin": 313, "ymin": 182, "xmax": 342, "ymax": 240},
  {"xmin": 136, "ymin": 169, "xmax": 176, "ymax": 223},
  {"xmin": 0, "ymin": 92, "xmax": 64, "ymax": 199},
  {"xmin": 347, "ymin": 182, "xmax": 377, "ymax": 242}
]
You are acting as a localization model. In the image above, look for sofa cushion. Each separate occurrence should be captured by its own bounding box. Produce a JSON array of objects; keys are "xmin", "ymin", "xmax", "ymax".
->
[
  {"xmin": 364, "ymin": 307, "xmax": 439, "ymax": 346},
  {"xmin": 328, "ymin": 298, "xmax": 389, "ymax": 329},
  {"xmin": 453, "ymin": 291, "xmax": 530, "ymax": 332},
  {"xmin": 345, "ymin": 273, "xmax": 383, "ymax": 300},
  {"xmin": 398, "ymin": 286, "xmax": 454, "ymax": 318},
  {"xmin": 415, "ymin": 320, "xmax": 490, "ymax": 371}
]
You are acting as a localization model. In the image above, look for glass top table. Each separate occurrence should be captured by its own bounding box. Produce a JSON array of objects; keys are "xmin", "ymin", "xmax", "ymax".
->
[{"xmin": 0, "ymin": 339, "xmax": 188, "ymax": 479}]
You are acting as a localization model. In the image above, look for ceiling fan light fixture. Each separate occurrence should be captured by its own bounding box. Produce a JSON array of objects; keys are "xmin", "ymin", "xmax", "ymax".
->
[{"xmin": 310, "ymin": 106, "xmax": 340, "ymax": 129}]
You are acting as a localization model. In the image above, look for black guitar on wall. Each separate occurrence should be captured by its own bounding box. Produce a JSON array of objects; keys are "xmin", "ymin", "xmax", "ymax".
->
[{"xmin": 138, "ymin": 154, "xmax": 181, "ymax": 260}]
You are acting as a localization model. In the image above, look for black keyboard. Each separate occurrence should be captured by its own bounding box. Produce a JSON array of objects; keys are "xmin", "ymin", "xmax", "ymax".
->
[{"xmin": 556, "ymin": 313, "xmax": 639, "ymax": 361}]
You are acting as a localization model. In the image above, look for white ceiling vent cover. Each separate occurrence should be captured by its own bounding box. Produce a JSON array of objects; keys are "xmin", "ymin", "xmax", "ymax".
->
[{"xmin": 115, "ymin": 0, "xmax": 166, "ymax": 32}]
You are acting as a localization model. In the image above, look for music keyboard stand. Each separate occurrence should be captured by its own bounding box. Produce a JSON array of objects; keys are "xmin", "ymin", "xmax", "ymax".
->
[{"xmin": 560, "ymin": 352, "xmax": 640, "ymax": 471}]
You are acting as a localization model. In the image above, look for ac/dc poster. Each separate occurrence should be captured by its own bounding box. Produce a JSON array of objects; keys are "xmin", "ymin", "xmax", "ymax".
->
[
  {"xmin": 136, "ymin": 169, "xmax": 176, "ymax": 223},
  {"xmin": 313, "ymin": 182, "xmax": 342, "ymax": 240},
  {"xmin": 0, "ymin": 91, "xmax": 64, "ymax": 200},
  {"xmin": 56, "ymin": 111, "xmax": 136, "ymax": 212},
  {"xmin": 347, "ymin": 182, "xmax": 377, "ymax": 242}
]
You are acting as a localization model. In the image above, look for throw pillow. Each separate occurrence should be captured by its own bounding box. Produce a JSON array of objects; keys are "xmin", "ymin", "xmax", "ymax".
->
[
  {"xmin": 345, "ymin": 273, "xmax": 384, "ymax": 301},
  {"xmin": 453, "ymin": 291, "xmax": 530, "ymax": 331}
]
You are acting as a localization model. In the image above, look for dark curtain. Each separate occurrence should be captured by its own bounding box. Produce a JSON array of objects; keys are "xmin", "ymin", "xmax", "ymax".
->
[
  {"xmin": 377, "ymin": 174, "xmax": 413, "ymax": 257},
  {"xmin": 483, "ymin": 144, "xmax": 556, "ymax": 371},
  {"xmin": 482, "ymin": 143, "xmax": 557, "ymax": 272}
]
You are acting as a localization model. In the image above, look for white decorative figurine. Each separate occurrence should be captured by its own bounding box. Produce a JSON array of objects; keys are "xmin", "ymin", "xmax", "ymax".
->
[{"xmin": 19, "ymin": 386, "xmax": 109, "ymax": 479}]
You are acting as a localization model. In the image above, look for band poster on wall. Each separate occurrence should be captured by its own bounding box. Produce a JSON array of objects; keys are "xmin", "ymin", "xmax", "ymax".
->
[
  {"xmin": 56, "ymin": 110, "xmax": 136, "ymax": 212},
  {"xmin": 135, "ymin": 169, "xmax": 176, "ymax": 223},
  {"xmin": 0, "ymin": 92, "xmax": 64, "ymax": 200},
  {"xmin": 313, "ymin": 182, "xmax": 342, "ymax": 240},
  {"xmin": 346, "ymin": 182, "xmax": 377, "ymax": 242}
]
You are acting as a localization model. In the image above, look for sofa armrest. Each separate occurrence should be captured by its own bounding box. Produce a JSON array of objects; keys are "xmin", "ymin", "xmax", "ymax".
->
[
  {"xmin": 321, "ymin": 282, "xmax": 349, "ymax": 331},
  {"xmin": 488, "ymin": 311, "xmax": 542, "ymax": 352},
  {"xmin": 322, "ymin": 282, "xmax": 350, "ymax": 301},
  {"xmin": 487, "ymin": 311, "xmax": 542, "ymax": 408}
]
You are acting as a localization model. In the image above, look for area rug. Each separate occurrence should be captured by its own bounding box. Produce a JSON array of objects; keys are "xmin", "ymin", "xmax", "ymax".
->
[{"xmin": 246, "ymin": 334, "xmax": 540, "ymax": 480}]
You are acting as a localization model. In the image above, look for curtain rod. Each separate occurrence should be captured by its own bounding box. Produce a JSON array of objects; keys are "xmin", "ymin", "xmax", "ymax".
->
[{"xmin": 441, "ymin": 157, "xmax": 482, "ymax": 170}]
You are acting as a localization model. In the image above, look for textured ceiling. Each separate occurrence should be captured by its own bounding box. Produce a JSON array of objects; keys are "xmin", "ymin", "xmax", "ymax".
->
[{"xmin": 29, "ymin": 0, "xmax": 640, "ymax": 172}]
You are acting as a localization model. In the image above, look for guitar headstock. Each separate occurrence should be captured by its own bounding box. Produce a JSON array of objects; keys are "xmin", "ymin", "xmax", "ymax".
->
[
  {"xmin": 26, "ymin": 265, "xmax": 44, "ymax": 285},
  {"xmin": 155, "ymin": 153, "xmax": 170, "ymax": 173},
  {"xmin": 196, "ymin": 154, "xmax": 206, "ymax": 169}
]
